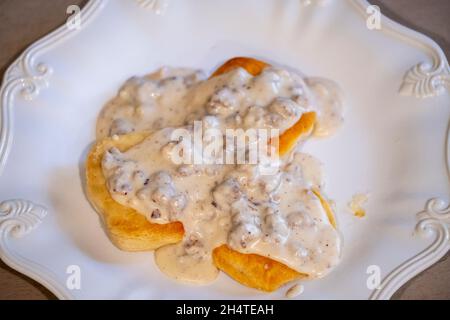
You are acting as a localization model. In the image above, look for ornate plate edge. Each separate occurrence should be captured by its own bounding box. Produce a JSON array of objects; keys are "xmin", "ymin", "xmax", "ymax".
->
[
  {"xmin": 0, "ymin": 200, "xmax": 73, "ymax": 299},
  {"xmin": 351, "ymin": 0, "xmax": 450, "ymax": 299},
  {"xmin": 351, "ymin": 0, "xmax": 450, "ymax": 98},
  {"xmin": 0, "ymin": 0, "xmax": 107, "ymax": 300},
  {"xmin": 0, "ymin": 0, "xmax": 448, "ymax": 300},
  {"xmin": 370, "ymin": 198, "xmax": 450, "ymax": 300}
]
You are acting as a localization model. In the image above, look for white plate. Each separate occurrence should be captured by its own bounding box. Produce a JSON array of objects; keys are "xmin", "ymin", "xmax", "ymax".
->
[{"xmin": 1, "ymin": 0, "xmax": 449, "ymax": 300}]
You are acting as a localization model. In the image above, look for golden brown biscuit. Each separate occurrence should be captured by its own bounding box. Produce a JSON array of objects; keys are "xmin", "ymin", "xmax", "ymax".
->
[
  {"xmin": 211, "ymin": 57, "xmax": 317, "ymax": 156},
  {"xmin": 86, "ymin": 58, "xmax": 336, "ymax": 292},
  {"xmin": 85, "ymin": 132, "xmax": 184, "ymax": 251},
  {"xmin": 210, "ymin": 57, "xmax": 270, "ymax": 78},
  {"xmin": 212, "ymin": 190, "xmax": 336, "ymax": 292},
  {"xmin": 278, "ymin": 111, "xmax": 317, "ymax": 156},
  {"xmin": 212, "ymin": 245, "xmax": 307, "ymax": 292},
  {"xmin": 210, "ymin": 58, "xmax": 327, "ymax": 291},
  {"xmin": 313, "ymin": 188, "xmax": 337, "ymax": 228},
  {"xmin": 212, "ymin": 191, "xmax": 336, "ymax": 292}
]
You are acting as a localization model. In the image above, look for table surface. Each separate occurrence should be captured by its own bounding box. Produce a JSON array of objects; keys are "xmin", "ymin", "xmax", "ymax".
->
[{"xmin": 0, "ymin": 0, "xmax": 449, "ymax": 300}]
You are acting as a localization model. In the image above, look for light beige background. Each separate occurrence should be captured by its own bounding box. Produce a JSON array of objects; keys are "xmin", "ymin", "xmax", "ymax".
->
[{"xmin": 0, "ymin": 0, "xmax": 449, "ymax": 300}]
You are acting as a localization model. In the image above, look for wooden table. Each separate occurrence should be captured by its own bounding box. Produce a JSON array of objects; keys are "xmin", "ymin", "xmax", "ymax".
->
[{"xmin": 0, "ymin": 0, "xmax": 449, "ymax": 300}]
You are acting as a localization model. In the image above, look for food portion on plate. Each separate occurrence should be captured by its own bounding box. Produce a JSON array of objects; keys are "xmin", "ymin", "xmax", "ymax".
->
[{"xmin": 86, "ymin": 57, "xmax": 344, "ymax": 292}]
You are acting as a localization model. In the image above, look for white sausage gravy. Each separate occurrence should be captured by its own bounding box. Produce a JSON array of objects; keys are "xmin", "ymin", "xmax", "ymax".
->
[{"xmin": 97, "ymin": 64, "xmax": 344, "ymax": 285}]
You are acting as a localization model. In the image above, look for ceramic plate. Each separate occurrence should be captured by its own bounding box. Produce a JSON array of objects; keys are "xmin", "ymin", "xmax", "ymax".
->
[{"xmin": 1, "ymin": 0, "xmax": 449, "ymax": 299}]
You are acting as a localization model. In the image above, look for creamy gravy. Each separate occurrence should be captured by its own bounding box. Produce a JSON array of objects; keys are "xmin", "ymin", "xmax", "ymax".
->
[
  {"xmin": 97, "ymin": 68, "xmax": 206, "ymax": 138},
  {"xmin": 285, "ymin": 283, "xmax": 304, "ymax": 299},
  {"xmin": 98, "ymin": 64, "xmax": 344, "ymax": 285}
]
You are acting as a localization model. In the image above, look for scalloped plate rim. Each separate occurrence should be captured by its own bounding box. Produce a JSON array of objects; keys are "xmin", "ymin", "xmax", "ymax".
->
[{"xmin": 0, "ymin": 0, "xmax": 449, "ymax": 300}]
